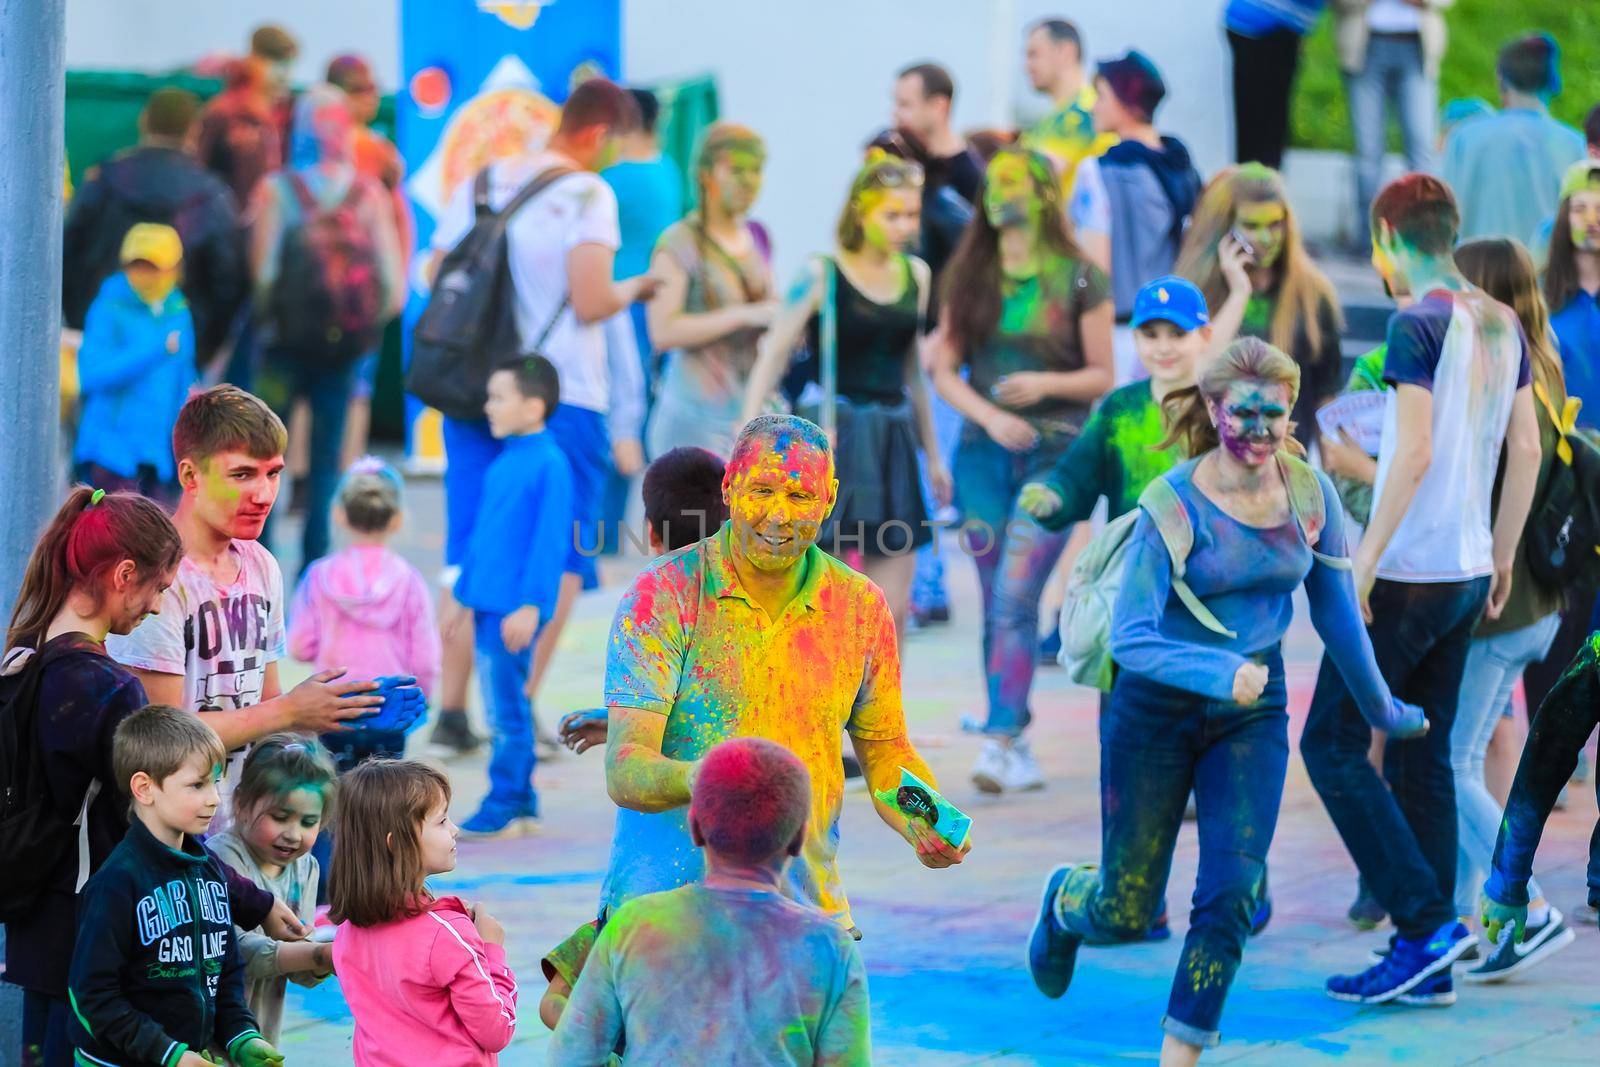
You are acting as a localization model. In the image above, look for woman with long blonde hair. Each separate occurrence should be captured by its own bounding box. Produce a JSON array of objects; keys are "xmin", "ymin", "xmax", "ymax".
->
[
  {"xmin": 1176, "ymin": 163, "xmax": 1343, "ymax": 446},
  {"xmin": 646, "ymin": 122, "xmax": 777, "ymax": 459},
  {"xmin": 1026, "ymin": 337, "xmax": 1420, "ymax": 1067}
]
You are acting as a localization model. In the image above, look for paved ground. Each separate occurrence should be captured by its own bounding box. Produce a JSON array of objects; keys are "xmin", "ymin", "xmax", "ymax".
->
[{"xmin": 270, "ymin": 469, "xmax": 1599, "ymax": 1066}]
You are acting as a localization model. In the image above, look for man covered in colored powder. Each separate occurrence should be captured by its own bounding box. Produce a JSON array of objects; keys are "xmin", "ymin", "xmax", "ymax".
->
[{"xmin": 600, "ymin": 414, "xmax": 969, "ymax": 935}]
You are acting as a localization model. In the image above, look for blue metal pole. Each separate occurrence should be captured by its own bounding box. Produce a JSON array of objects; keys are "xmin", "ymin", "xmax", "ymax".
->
[
  {"xmin": 0, "ymin": 0, "xmax": 66, "ymax": 614},
  {"xmin": 0, "ymin": 2, "xmax": 65, "ymax": 1059}
]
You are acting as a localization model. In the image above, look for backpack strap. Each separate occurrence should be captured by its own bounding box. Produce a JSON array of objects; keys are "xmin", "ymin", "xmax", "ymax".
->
[
  {"xmin": 1276, "ymin": 452, "xmax": 1352, "ymax": 571},
  {"xmin": 285, "ymin": 170, "xmax": 319, "ymax": 215},
  {"xmin": 1137, "ymin": 477, "xmax": 1237, "ymax": 639},
  {"xmin": 472, "ymin": 169, "xmax": 493, "ymax": 218},
  {"xmin": 497, "ymin": 165, "xmax": 578, "ymax": 228}
]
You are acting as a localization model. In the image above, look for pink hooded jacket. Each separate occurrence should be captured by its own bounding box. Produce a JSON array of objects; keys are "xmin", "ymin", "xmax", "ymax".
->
[
  {"xmin": 335, "ymin": 895, "xmax": 520, "ymax": 1066},
  {"xmin": 288, "ymin": 545, "xmax": 441, "ymax": 696}
]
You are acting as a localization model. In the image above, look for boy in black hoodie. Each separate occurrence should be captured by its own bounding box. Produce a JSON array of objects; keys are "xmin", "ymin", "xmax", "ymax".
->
[
  {"xmin": 1070, "ymin": 50, "xmax": 1201, "ymax": 325},
  {"xmin": 68, "ymin": 706, "xmax": 282, "ymax": 1067}
]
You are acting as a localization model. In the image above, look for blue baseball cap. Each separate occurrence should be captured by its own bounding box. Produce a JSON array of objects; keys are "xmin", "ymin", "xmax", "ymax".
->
[{"xmin": 1131, "ymin": 275, "xmax": 1209, "ymax": 331}]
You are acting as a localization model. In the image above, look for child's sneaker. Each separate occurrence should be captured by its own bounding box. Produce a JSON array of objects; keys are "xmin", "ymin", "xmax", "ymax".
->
[
  {"xmin": 1027, "ymin": 864, "xmax": 1086, "ymax": 998},
  {"xmin": 1462, "ymin": 908, "xmax": 1576, "ymax": 983},
  {"xmin": 459, "ymin": 808, "xmax": 539, "ymax": 839},
  {"xmin": 1327, "ymin": 921, "xmax": 1475, "ymax": 1004}
]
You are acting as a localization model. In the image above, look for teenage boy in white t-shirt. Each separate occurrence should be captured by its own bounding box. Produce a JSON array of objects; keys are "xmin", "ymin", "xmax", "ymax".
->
[
  {"xmin": 108, "ymin": 386, "xmax": 398, "ymax": 815},
  {"xmin": 1301, "ymin": 174, "xmax": 1542, "ymax": 1006},
  {"xmin": 425, "ymin": 78, "xmax": 659, "ymax": 754}
]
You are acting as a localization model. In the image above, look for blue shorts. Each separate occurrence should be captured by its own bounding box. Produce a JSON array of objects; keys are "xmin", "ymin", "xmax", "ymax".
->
[
  {"xmin": 546, "ymin": 404, "xmax": 607, "ymax": 590},
  {"xmin": 442, "ymin": 406, "xmax": 607, "ymax": 589}
]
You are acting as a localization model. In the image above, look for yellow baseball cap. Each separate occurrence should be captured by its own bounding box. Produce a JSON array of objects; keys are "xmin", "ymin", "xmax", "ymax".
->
[{"xmin": 119, "ymin": 223, "xmax": 183, "ymax": 269}]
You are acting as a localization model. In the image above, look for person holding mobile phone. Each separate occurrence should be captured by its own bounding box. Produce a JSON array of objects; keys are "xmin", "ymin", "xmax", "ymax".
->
[{"xmin": 1178, "ymin": 164, "xmax": 1344, "ymax": 447}]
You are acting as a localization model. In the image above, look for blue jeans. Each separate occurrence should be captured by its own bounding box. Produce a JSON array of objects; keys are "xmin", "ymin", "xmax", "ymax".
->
[
  {"xmin": 1451, "ymin": 612, "xmax": 1560, "ymax": 917},
  {"xmin": 257, "ymin": 352, "xmax": 357, "ymax": 573},
  {"xmin": 912, "ymin": 389, "xmax": 964, "ymax": 614},
  {"xmin": 1060, "ymin": 652, "xmax": 1289, "ymax": 1047},
  {"xmin": 953, "ymin": 422, "xmax": 1075, "ymax": 737},
  {"xmin": 20, "ymin": 988, "xmax": 69, "ymax": 1067},
  {"xmin": 473, "ymin": 611, "xmax": 538, "ymax": 819},
  {"xmin": 1346, "ymin": 32, "xmax": 1437, "ymax": 244},
  {"xmin": 1302, "ymin": 576, "xmax": 1489, "ymax": 940}
]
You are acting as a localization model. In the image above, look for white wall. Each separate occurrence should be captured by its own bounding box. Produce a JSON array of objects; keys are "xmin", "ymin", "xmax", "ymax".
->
[
  {"xmin": 66, "ymin": 1, "xmax": 1232, "ymax": 281},
  {"xmin": 625, "ymin": 0, "xmax": 1231, "ymax": 282},
  {"xmin": 65, "ymin": 0, "xmax": 400, "ymax": 87}
]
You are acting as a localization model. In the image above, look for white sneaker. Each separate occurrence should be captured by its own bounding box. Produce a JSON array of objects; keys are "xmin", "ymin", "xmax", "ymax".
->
[
  {"xmin": 1005, "ymin": 740, "xmax": 1047, "ymax": 792},
  {"xmin": 972, "ymin": 740, "xmax": 1009, "ymax": 794}
]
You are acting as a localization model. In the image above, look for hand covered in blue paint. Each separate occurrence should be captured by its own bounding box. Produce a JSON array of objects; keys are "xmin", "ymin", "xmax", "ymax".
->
[
  {"xmin": 1383, "ymin": 698, "xmax": 1429, "ymax": 740},
  {"xmin": 349, "ymin": 676, "xmax": 427, "ymax": 734},
  {"xmin": 1480, "ymin": 895, "xmax": 1527, "ymax": 946}
]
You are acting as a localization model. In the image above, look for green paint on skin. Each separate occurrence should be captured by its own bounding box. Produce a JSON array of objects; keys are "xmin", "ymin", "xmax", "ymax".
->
[
  {"xmin": 1234, "ymin": 201, "xmax": 1287, "ymax": 270},
  {"xmin": 983, "ymin": 153, "xmax": 1040, "ymax": 233},
  {"xmin": 1569, "ymin": 190, "xmax": 1600, "ymax": 251}
]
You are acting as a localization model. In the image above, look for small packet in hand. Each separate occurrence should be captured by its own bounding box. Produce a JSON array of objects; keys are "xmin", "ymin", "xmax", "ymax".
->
[{"xmin": 874, "ymin": 768, "xmax": 971, "ymax": 850}]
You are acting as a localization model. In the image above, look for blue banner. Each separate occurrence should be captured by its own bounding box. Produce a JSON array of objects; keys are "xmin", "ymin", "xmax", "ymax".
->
[{"xmin": 397, "ymin": 0, "xmax": 621, "ymax": 466}]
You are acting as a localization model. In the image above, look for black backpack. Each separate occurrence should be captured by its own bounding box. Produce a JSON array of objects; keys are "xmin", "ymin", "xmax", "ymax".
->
[
  {"xmin": 1524, "ymin": 384, "xmax": 1600, "ymax": 594},
  {"xmin": 0, "ymin": 642, "xmax": 92, "ymax": 922},
  {"xmin": 407, "ymin": 166, "xmax": 574, "ymax": 421}
]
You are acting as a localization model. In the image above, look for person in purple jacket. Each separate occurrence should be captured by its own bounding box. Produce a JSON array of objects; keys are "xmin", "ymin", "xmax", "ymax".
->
[{"xmin": 1026, "ymin": 338, "xmax": 1424, "ymax": 1066}]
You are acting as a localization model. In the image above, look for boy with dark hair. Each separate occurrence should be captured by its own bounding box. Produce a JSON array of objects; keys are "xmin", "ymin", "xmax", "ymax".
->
[
  {"xmin": 69, "ymin": 706, "xmax": 282, "ymax": 1067},
  {"xmin": 555, "ymin": 447, "xmax": 729, "ymax": 759},
  {"xmin": 641, "ymin": 446, "xmax": 731, "ymax": 555},
  {"xmin": 548, "ymin": 737, "xmax": 870, "ymax": 1064},
  {"xmin": 453, "ymin": 355, "xmax": 575, "ymax": 837},
  {"xmin": 1072, "ymin": 50, "xmax": 1202, "ymax": 325},
  {"xmin": 197, "ymin": 24, "xmax": 299, "ymax": 208},
  {"xmin": 1444, "ymin": 32, "xmax": 1585, "ymax": 247},
  {"xmin": 1303, "ymin": 173, "xmax": 1543, "ymax": 1005},
  {"xmin": 108, "ymin": 385, "xmax": 401, "ymax": 822}
]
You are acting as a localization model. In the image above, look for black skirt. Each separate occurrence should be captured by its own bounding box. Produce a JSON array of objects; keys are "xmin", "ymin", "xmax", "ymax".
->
[{"xmin": 820, "ymin": 396, "xmax": 931, "ymax": 557}]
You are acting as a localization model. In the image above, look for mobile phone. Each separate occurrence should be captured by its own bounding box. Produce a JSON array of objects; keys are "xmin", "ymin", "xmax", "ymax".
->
[{"xmin": 1229, "ymin": 228, "xmax": 1256, "ymax": 263}]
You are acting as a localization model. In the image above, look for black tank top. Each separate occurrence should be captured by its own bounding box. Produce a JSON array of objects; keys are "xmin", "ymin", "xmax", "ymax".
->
[{"xmin": 807, "ymin": 256, "xmax": 922, "ymax": 405}]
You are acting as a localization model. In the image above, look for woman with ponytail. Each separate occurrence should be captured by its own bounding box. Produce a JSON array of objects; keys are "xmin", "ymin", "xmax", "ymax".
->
[
  {"xmin": 1025, "ymin": 339, "xmax": 1422, "ymax": 1066},
  {"xmin": 3, "ymin": 489, "xmax": 283, "ymax": 1067}
]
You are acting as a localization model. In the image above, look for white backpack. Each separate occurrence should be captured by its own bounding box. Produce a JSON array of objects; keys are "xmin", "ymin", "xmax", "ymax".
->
[{"xmin": 1058, "ymin": 452, "xmax": 1348, "ymax": 691}]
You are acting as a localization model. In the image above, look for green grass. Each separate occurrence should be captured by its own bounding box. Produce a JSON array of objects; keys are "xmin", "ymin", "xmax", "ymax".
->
[{"xmin": 1289, "ymin": 1, "xmax": 1600, "ymax": 152}]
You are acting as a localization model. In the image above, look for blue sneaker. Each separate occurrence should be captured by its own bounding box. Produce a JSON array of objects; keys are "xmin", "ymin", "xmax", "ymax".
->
[
  {"xmin": 1028, "ymin": 865, "xmax": 1084, "ymax": 998},
  {"xmin": 1326, "ymin": 921, "xmax": 1475, "ymax": 1004},
  {"xmin": 1396, "ymin": 969, "xmax": 1456, "ymax": 1006},
  {"xmin": 459, "ymin": 807, "xmax": 539, "ymax": 839}
]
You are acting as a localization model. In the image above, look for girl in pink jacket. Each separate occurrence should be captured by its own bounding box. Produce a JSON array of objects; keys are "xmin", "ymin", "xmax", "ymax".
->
[
  {"xmin": 330, "ymin": 759, "xmax": 520, "ymax": 1065},
  {"xmin": 290, "ymin": 457, "xmax": 441, "ymax": 768}
]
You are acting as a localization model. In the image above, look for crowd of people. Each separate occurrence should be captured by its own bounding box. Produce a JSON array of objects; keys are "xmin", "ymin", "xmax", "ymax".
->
[{"xmin": 5, "ymin": 8, "xmax": 1600, "ymax": 1066}]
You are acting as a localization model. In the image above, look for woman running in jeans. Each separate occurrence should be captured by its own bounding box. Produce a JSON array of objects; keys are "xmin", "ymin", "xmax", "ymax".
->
[
  {"xmin": 743, "ymin": 153, "xmax": 950, "ymax": 634},
  {"xmin": 928, "ymin": 145, "xmax": 1113, "ymax": 794},
  {"xmin": 1025, "ymin": 339, "xmax": 1423, "ymax": 1066},
  {"xmin": 647, "ymin": 123, "xmax": 777, "ymax": 459}
]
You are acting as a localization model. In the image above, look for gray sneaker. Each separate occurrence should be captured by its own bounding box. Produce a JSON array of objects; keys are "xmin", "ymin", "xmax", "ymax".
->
[
  {"xmin": 1462, "ymin": 909, "xmax": 1576, "ymax": 983},
  {"xmin": 428, "ymin": 709, "xmax": 484, "ymax": 758},
  {"xmin": 971, "ymin": 740, "xmax": 1009, "ymax": 794}
]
